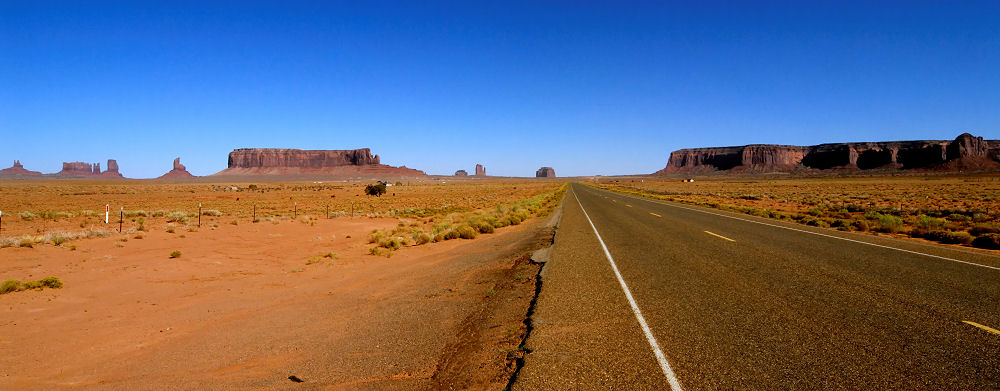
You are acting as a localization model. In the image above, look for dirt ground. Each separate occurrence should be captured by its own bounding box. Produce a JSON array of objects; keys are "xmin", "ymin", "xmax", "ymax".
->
[{"xmin": 0, "ymin": 189, "xmax": 553, "ymax": 390}]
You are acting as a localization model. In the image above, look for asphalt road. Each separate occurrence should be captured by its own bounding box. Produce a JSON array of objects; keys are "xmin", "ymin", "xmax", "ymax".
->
[{"xmin": 516, "ymin": 183, "xmax": 1000, "ymax": 390}]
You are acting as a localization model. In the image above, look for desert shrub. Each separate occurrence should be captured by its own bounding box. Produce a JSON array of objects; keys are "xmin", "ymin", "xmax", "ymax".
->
[
  {"xmin": 916, "ymin": 215, "xmax": 947, "ymax": 230},
  {"xmin": 18, "ymin": 211, "xmax": 37, "ymax": 221},
  {"xmin": 0, "ymin": 280, "xmax": 20, "ymax": 294},
  {"xmin": 368, "ymin": 230, "xmax": 386, "ymax": 244},
  {"xmin": 202, "ymin": 209, "xmax": 222, "ymax": 216},
  {"xmin": 365, "ymin": 183, "xmax": 387, "ymax": 197},
  {"xmin": 867, "ymin": 212, "xmax": 903, "ymax": 233},
  {"xmin": 377, "ymin": 236, "xmax": 407, "ymax": 250},
  {"xmin": 413, "ymin": 232, "xmax": 432, "ymax": 245},
  {"xmin": 11, "ymin": 277, "xmax": 62, "ymax": 292},
  {"xmin": 51, "ymin": 234, "xmax": 69, "ymax": 246},
  {"xmin": 969, "ymin": 224, "xmax": 1000, "ymax": 236},
  {"xmin": 947, "ymin": 213, "xmax": 972, "ymax": 223},
  {"xmin": 169, "ymin": 250, "xmax": 182, "ymax": 259},
  {"xmin": 37, "ymin": 276, "xmax": 62, "ymax": 289},
  {"xmin": 972, "ymin": 233, "xmax": 1000, "ymax": 250},
  {"xmin": 919, "ymin": 230, "xmax": 973, "ymax": 244},
  {"xmin": 166, "ymin": 212, "xmax": 189, "ymax": 223},
  {"xmin": 443, "ymin": 230, "xmax": 461, "ymax": 240},
  {"xmin": 457, "ymin": 225, "xmax": 477, "ymax": 239},
  {"xmin": 124, "ymin": 210, "xmax": 148, "ymax": 218}
]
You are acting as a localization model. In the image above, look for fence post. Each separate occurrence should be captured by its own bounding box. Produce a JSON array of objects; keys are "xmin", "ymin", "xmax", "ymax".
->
[
  {"xmin": 198, "ymin": 203, "xmax": 202, "ymax": 227},
  {"xmin": 119, "ymin": 207, "xmax": 123, "ymax": 233},
  {"xmin": 294, "ymin": 202, "xmax": 297, "ymax": 219},
  {"xmin": 0, "ymin": 210, "xmax": 3, "ymax": 235},
  {"xmin": 253, "ymin": 203, "xmax": 256, "ymax": 223}
]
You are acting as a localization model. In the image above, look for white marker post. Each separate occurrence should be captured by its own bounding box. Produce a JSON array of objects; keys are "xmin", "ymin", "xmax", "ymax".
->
[{"xmin": 105, "ymin": 204, "xmax": 109, "ymax": 224}]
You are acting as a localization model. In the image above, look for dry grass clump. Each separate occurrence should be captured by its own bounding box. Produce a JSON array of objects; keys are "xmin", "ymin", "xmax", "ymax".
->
[
  {"xmin": 1, "ymin": 277, "xmax": 63, "ymax": 295},
  {"xmin": 365, "ymin": 184, "xmax": 567, "ymax": 256},
  {"xmin": 0, "ymin": 228, "xmax": 112, "ymax": 248}
]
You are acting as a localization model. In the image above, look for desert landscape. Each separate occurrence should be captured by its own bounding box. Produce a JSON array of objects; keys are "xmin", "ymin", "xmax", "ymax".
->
[
  {"xmin": 5, "ymin": 3, "xmax": 1000, "ymax": 389},
  {"xmin": 0, "ymin": 176, "xmax": 566, "ymax": 389}
]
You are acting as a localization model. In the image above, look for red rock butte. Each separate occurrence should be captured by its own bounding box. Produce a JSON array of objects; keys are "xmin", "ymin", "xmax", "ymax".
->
[
  {"xmin": 213, "ymin": 148, "xmax": 426, "ymax": 178},
  {"xmin": 657, "ymin": 133, "xmax": 1000, "ymax": 174},
  {"xmin": 535, "ymin": 167, "xmax": 556, "ymax": 178},
  {"xmin": 0, "ymin": 160, "xmax": 42, "ymax": 177},
  {"xmin": 56, "ymin": 159, "xmax": 123, "ymax": 178},
  {"xmin": 158, "ymin": 158, "xmax": 195, "ymax": 179}
]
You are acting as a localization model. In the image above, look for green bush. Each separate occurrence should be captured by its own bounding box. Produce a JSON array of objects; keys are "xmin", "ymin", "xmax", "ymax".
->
[
  {"xmin": 169, "ymin": 250, "xmax": 182, "ymax": 259},
  {"xmin": 871, "ymin": 213, "xmax": 903, "ymax": 233},
  {"xmin": 0, "ymin": 279, "xmax": 20, "ymax": 294},
  {"xmin": 414, "ymin": 232, "xmax": 432, "ymax": 245},
  {"xmin": 365, "ymin": 183, "xmax": 387, "ymax": 197},
  {"xmin": 916, "ymin": 215, "xmax": 947, "ymax": 230},
  {"xmin": 456, "ymin": 225, "xmax": 477, "ymax": 239},
  {"xmin": 18, "ymin": 211, "xmax": 37, "ymax": 221},
  {"xmin": 972, "ymin": 234, "xmax": 1000, "ymax": 250}
]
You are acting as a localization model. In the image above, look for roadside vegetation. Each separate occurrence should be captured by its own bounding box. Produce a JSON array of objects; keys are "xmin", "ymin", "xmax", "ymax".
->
[
  {"xmin": 598, "ymin": 177, "xmax": 1000, "ymax": 250},
  {"xmin": 365, "ymin": 184, "xmax": 567, "ymax": 257}
]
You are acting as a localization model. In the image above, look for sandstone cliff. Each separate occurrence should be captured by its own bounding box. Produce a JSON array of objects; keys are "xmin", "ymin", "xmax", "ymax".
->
[
  {"xmin": 55, "ymin": 159, "xmax": 124, "ymax": 178},
  {"xmin": 475, "ymin": 164, "xmax": 486, "ymax": 176},
  {"xmin": 657, "ymin": 133, "xmax": 1000, "ymax": 174},
  {"xmin": 535, "ymin": 167, "xmax": 556, "ymax": 178},
  {"xmin": 0, "ymin": 160, "xmax": 42, "ymax": 177},
  {"xmin": 454, "ymin": 170, "xmax": 468, "ymax": 176},
  {"xmin": 213, "ymin": 148, "xmax": 426, "ymax": 178},
  {"xmin": 158, "ymin": 158, "xmax": 195, "ymax": 179}
]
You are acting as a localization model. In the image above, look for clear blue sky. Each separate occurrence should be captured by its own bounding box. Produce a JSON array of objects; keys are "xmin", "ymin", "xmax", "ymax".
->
[{"xmin": 2, "ymin": 1, "xmax": 998, "ymax": 178}]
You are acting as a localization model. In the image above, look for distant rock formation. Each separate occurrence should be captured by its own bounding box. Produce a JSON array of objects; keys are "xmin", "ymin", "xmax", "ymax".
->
[
  {"xmin": 56, "ymin": 159, "xmax": 125, "ymax": 178},
  {"xmin": 0, "ymin": 160, "xmax": 42, "ymax": 177},
  {"xmin": 536, "ymin": 167, "xmax": 556, "ymax": 177},
  {"xmin": 158, "ymin": 158, "xmax": 195, "ymax": 179},
  {"xmin": 455, "ymin": 170, "xmax": 468, "ymax": 176},
  {"xmin": 213, "ymin": 148, "xmax": 426, "ymax": 178},
  {"xmin": 101, "ymin": 159, "xmax": 123, "ymax": 178},
  {"xmin": 58, "ymin": 162, "xmax": 98, "ymax": 177},
  {"xmin": 475, "ymin": 164, "xmax": 486, "ymax": 176},
  {"xmin": 657, "ymin": 133, "xmax": 1000, "ymax": 174}
]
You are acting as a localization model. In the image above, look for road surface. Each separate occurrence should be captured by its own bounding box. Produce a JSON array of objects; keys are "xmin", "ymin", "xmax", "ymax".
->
[{"xmin": 516, "ymin": 183, "xmax": 1000, "ymax": 390}]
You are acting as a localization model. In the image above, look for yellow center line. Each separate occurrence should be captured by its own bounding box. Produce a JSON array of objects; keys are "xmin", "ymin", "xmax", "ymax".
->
[
  {"xmin": 964, "ymin": 321, "xmax": 1000, "ymax": 335},
  {"xmin": 704, "ymin": 231, "xmax": 736, "ymax": 242},
  {"xmin": 626, "ymin": 204, "xmax": 633, "ymax": 208},
  {"xmin": 649, "ymin": 212, "xmax": 661, "ymax": 217}
]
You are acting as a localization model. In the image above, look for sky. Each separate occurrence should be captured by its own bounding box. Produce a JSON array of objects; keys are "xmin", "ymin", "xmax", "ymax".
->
[{"xmin": 1, "ymin": 1, "xmax": 999, "ymax": 178}]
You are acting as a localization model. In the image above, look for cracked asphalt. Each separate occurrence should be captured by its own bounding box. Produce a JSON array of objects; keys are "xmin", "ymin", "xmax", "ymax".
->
[{"xmin": 516, "ymin": 183, "xmax": 1000, "ymax": 390}]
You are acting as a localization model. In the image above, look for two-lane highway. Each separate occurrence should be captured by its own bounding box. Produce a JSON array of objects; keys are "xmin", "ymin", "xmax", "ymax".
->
[{"xmin": 516, "ymin": 183, "xmax": 1000, "ymax": 390}]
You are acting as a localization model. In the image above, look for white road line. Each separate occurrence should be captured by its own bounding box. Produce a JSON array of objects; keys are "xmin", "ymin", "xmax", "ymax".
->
[
  {"xmin": 574, "ymin": 189, "xmax": 684, "ymax": 391},
  {"xmin": 597, "ymin": 188, "xmax": 1000, "ymax": 272}
]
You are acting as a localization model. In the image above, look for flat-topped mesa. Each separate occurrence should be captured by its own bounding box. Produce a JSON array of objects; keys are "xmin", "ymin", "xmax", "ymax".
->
[
  {"xmin": 58, "ymin": 161, "xmax": 96, "ymax": 177},
  {"xmin": 454, "ymin": 170, "xmax": 468, "ymax": 176},
  {"xmin": 55, "ymin": 159, "xmax": 125, "ymax": 178},
  {"xmin": 0, "ymin": 160, "xmax": 42, "ymax": 177},
  {"xmin": 536, "ymin": 167, "xmax": 556, "ymax": 178},
  {"xmin": 227, "ymin": 148, "xmax": 380, "ymax": 169},
  {"xmin": 215, "ymin": 148, "xmax": 426, "ymax": 178},
  {"xmin": 657, "ymin": 133, "xmax": 1000, "ymax": 174}
]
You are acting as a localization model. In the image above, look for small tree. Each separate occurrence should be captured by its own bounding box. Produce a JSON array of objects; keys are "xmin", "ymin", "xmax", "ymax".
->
[{"xmin": 365, "ymin": 183, "xmax": 387, "ymax": 197}]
